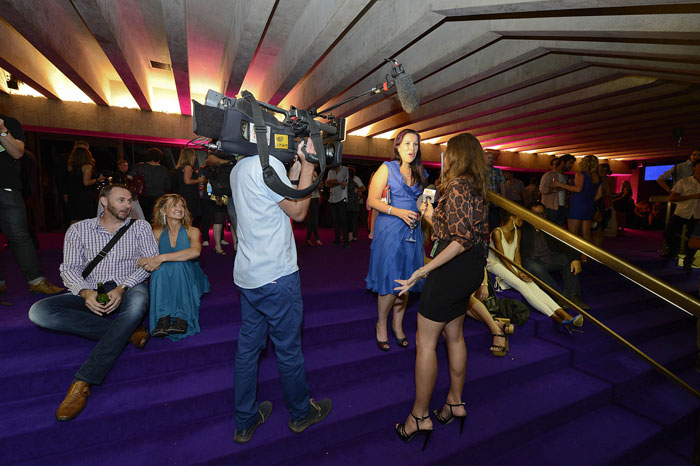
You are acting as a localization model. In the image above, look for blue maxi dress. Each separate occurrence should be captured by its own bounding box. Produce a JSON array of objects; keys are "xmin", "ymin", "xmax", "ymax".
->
[
  {"xmin": 149, "ymin": 225, "xmax": 210, "ymax": 341},
  {"xmin": 366, "ymin": 160, "xmax": 425, "ymax": 295}
]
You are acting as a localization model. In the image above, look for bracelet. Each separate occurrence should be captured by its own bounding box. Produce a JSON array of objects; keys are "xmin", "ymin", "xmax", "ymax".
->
[{"xmin": 387, "ymin": 206, "xmax": 393, "ymax": 216}]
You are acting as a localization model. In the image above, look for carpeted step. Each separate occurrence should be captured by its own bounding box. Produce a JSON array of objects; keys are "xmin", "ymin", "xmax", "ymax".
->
[
  {"xmin": 573, "ymin": 327, "xmax": 698, "ymax": 398},
  {"xmin": 0, "ymin": 296, "xmax": 543, "ymax": 403},
  {"xmin": 264, "ymin": 367, "xmax": 614, "ymax": 466},
  {"xmin": 478, "ymin": 367, "xmax": 699, "ymax": 466},
  {"xmin": 17, "ymin": 342, "xmax": 583, "ymax": 466},
  {"xmin": 0, "ymin": 334, "xmax": 570, "ymax": 465},
  {"xmin": 479, "ymin": 404, "xmax": 663, "ymax": 466},
  {"xmin": 537, "ymin": 306, "xmax": 694, "ymax": 365}
]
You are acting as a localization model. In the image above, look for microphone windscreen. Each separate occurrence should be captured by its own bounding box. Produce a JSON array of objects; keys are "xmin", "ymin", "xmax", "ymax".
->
[{"xmin": 395, "ymin": 72, "xmax": 419, "ymax": 113}]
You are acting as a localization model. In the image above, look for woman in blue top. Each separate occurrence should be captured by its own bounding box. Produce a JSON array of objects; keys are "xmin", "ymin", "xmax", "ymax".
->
[
  {"xmin": 554, "ymin": 155, "xmax": 602, "ymax": 244},
  {"xmin": 366, "ymin": 129, "xmax": 427, "ymax": 351},
  {"xmin": 138, "ymin": 194, "xmax": 210, "ymax": 340}
]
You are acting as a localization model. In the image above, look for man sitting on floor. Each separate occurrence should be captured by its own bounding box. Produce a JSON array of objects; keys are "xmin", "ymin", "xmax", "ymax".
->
[
  {"xmin": 29, "ymin": 184, "xmax": 158, "ymax": 421},
  {"xmin": 520, "ymin": 202, "xmax": 589, "ymax": 310}
]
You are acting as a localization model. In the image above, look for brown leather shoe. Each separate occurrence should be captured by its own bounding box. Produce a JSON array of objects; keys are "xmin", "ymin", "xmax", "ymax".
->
[
  {"xmin": 56, "ymin": 380, "xmax": 90, "ymax": 421},
  {"xmin": 129, "ymin": 326, "xmax": 150, "ymax": 349},
  {"xmin": 29, "ymin": 279, "xmax": 65, "ymax": 295}
]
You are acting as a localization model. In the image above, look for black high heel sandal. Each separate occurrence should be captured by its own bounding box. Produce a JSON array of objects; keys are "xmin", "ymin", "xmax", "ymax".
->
[
  {"xmin": 434, "ymin": 402, "xmax": 467, "ymax": 434},
  {"xmin": 390, "ymin": 327, "xmax": 409, "ymax": 348},
  {"xmin": 395, "ymin": 413, "xmax": 433, "ymax": 451}
]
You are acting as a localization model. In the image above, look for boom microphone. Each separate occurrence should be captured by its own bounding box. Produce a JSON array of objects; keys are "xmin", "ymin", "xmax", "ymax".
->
[
  {"xmin": 368, "ymin": 59, "xmax": 420, "ymax": 113},
  {"xmin": 394, "ymin": 67, "xmax": 419, "ymax": 113}
]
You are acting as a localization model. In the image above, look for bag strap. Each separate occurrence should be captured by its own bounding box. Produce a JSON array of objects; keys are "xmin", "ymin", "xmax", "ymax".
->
[
  {"xmin": 241, "ymin": 91, "xmax": 324, "ymax": 200},
  {"xmin": 82, "ymin": 219, "xmax": 136, "ymax": 279}
]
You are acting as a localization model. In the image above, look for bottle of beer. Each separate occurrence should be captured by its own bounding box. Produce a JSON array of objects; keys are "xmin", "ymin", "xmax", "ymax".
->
[{"xmin": 96, "ymin": 282, "xmax": 110, "ymax": 305}]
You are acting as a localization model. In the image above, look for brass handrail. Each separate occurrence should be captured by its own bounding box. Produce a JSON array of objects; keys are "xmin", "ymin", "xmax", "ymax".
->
[
  {"xmin": 488, "ymin": 245, "xmax": 700, "ymax": 401},
  {"xmin": 487, "ymin": 192, "xmax": 700, "ymax": 319}
]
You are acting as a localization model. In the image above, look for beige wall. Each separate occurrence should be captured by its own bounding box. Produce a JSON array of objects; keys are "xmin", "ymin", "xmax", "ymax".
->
[{"xmin": 2, "ymin": 93, "xmax": 631, "ymax": 173}]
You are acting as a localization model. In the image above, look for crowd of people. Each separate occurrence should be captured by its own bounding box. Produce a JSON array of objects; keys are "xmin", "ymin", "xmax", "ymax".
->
[{"xmin": 3, "ymin": 107, "xmax": 700, "ymax": 450}]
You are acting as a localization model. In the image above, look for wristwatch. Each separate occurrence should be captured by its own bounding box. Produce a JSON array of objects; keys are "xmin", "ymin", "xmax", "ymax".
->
[
  {"xmin": 0, "ymin": 131, "xmax": 8, "ymax": 137},
  {"xmin": 120, "ymin": 284, "xmax": 130, "ymax": 292}
]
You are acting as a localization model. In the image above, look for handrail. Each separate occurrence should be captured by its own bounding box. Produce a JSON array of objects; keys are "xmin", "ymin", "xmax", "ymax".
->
[
  {"xmin": 487, "ymin": 192, "xmax": 700, "ymax": 319},
  {"xmin": 488, "ymin": 245, "xmax": 700, "ymax": 401}
]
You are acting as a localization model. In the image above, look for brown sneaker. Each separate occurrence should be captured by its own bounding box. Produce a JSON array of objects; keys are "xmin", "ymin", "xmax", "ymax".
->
[
  {"xmin": 129, "ymin": 326, "xmax": 150, "ymax": 349},
  {"xmin": 56, "ymin": 380, "xmax": 90, "ymax": 421},
  {"xmin": 29, "ymin": 280, "xmax": 65, "ymax": 295}
]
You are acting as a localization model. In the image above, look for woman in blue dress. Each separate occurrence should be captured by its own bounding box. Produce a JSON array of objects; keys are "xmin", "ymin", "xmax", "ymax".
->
[
  {"xmin": 554, "ymin": 154, "xmax": 602, "ymax": 244},
  {"xmin": 138, "ymin": 194, "xmax": 210, "ymax": 340},
  {"xmin": 366, "ymin": 129, "xmax": 427, "ymax": 351}
]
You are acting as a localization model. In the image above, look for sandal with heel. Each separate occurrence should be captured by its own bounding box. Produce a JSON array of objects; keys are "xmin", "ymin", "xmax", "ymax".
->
[
  {"xmin": 395, "ymin": 413, "xmax": 433, "ymax": 451},
  {"xmin": 434, "ymin": 402, "xmax": 467, "ymax": 435},
  {"xmin": 390, "ymin": 327, "xmax": 409, "ymax": 348},
  {"xmin": 495, "ymin": 317, "xmax": 515, "ymax": 335},
  {"xmin": 490, "ymin": 332, "xmax": 507, "ymax": 357}
]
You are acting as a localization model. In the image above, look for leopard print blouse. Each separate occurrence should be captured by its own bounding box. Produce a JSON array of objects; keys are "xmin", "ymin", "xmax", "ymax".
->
[{"xmin": 431, "ymin": 177, "xmax": 488, "ymax": 254}]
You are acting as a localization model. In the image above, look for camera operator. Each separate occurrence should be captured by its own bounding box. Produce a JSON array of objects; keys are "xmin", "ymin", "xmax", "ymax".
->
[{"xmin": 229, "ymin": 137, "xmax": 331, "ymax": 444}]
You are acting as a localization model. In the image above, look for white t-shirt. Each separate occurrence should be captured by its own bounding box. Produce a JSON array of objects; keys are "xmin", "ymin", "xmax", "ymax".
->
[
  {"xmin": 671, "ymin": 176, "xmax": 700, "ymax": 219},
  {"xmin": 326, "ymin": 166, "xmax": 348, "ymax": 203},
  {"xmin": 230, "ymin": 156, "xmax": 298, "ymax": 289},
  {"xmin": 353, "ymin": 175, "xmax": 364, "ymax": 189}
]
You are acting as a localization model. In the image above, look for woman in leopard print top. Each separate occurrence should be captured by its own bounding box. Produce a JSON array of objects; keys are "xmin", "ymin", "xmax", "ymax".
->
[{"xmin": 394, "ymin": 133, "xmax": 489, "ymax": 447}]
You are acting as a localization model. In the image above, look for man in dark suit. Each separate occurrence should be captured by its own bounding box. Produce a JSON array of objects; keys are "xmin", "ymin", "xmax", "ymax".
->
[{"xmin": 520, "ymin": 202, "xmax": 588, "ymax": 310}]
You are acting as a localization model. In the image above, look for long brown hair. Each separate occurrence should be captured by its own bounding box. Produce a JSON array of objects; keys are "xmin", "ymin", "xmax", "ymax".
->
[
  {"xmin": 393, "ymin": 129, "xmax": 426, "ymax": 188},
  {"xmin": 152, "ymin": 194, "xmax": 193, "ymax": 229},
  {"xmin": 67, "ymin": 147, "xmax": 94, "ymax": 171},
  {"xmin": 440, "ymin": 133, "xmax": 488, "ymax": 199}
]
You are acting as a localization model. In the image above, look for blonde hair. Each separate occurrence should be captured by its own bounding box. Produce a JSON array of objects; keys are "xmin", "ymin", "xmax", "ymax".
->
[
  {"xmin": 151, "ymin": 194, "xmax": 193, "ymax": 229},
  {"xmin": 176, "ymin": 148, "xmax": 197, "ymax": 169},
  {"xmin": 579, "ymin": 155, "xmax": 599, "ymax": 176},
  {"xmin": 441, "ymin": 133, "xmax": 488, "ymax": 199}
]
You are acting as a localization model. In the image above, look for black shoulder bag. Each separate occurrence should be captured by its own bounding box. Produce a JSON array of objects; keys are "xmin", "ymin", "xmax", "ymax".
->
[{"xmin": 82, "ymin": 219, "xmax": 136, "ymax": 279}]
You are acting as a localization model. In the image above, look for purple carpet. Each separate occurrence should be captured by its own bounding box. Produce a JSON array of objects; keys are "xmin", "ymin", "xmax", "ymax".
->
[{"xmin": 0, "ymin": 228, "xmax": 698, "ymax": 465}]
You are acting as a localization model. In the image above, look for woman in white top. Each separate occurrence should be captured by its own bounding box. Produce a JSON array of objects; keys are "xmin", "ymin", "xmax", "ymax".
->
[{"xmin": 486, "ymin": 209, "xmax": 583, "ymax": 329}]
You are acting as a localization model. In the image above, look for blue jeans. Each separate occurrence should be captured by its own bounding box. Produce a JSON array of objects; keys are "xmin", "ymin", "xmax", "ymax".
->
[
  {"xmin": 28, "ymin": 282, "xmax": 149, "ymax": 385},
  {"xmin": 522, "ymin": 253, "xmax": 580, "ymax": 299},
  {"xmin": 234, "ymin": 271, "xmax": 311, "ymax": 429},
  {"xmin": 0, "ymin": 189, "xmax": 43, "ymax": 283}
]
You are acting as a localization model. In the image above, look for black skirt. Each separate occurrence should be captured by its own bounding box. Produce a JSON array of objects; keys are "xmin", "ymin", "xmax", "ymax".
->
[{"xmin": 418, "ymin": 243, "xmax": 485, "ymax": 323}]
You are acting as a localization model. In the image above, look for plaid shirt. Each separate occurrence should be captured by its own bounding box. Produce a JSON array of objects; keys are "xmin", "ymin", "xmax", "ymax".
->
[
  {"xmin": 489, "ymin": 167, "xmax": 505, "ymax": 193},
  {"xmin": 60, "ymin": 216, "xmax": 159, "ymax": 295}
]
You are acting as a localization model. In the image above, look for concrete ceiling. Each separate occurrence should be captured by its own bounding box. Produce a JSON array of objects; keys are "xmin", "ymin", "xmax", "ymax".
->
[{"xmin": 1, "ymin": 0, "xmax": 699, "ymax": 162}]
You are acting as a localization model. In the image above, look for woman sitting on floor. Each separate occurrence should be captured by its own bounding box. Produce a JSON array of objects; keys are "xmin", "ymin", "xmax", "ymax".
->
[
  {"xmin": 138, "ymin": 194, "xmax": 210, "ymax": 340},
  {"xmin": 486, "ymin": 209, "xmax": 583, "ymax": 330},
  {"xmin": 465, "ymin": 267, "xmax": 514, "ymax": 357}
]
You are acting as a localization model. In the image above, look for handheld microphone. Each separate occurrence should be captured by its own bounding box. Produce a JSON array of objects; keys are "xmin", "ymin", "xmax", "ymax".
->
[{"xmin": 423, "ymin": 184, "xmax": 436, "ymax": 204}]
